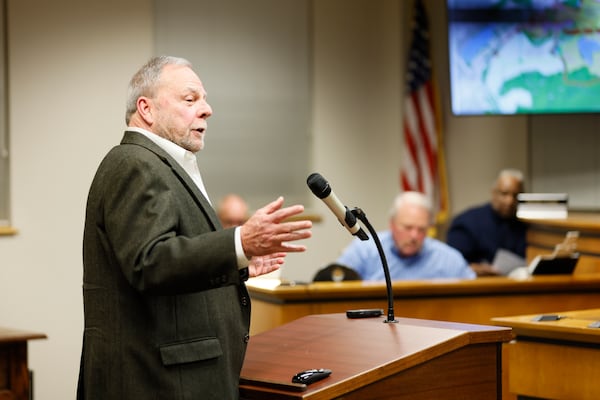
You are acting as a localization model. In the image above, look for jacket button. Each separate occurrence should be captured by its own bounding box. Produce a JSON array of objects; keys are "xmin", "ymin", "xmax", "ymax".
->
[
  {"xmin": 241, "ymin": 296, "xmax": 248, "ymax": 306},
  {"xmin": 244, "ymin": 334, "xmax": 250, "ymax": 343}
]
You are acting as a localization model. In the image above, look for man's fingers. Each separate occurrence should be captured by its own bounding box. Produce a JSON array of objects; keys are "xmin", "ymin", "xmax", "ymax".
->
[
  {"xmin": 278, "ymin": 227, "xmax": 312, "ymax": 242},
  {"xmin": 248, "ymin": 253, "xmax": 286, "ymax": 278},
  {"xmin": 269, "ymin": 204, "xmax": 305, "ymax": 222},
  {"xmin": 241, "ymin": 198, "xmax": 313, "ymax": 258},
  {"xmin": 280, "ymin": 220, "xmax": 313, "ymax": 234},
  {"xmin": 257, "ymin": 196, "xmax": 285, "ymax": 215},
  {"xmin": 279, "ymin": 243, "xmax": 307, "ymax": 252}
]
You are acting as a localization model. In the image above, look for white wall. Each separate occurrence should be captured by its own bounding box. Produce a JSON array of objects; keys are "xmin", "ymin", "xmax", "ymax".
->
[
  {"xmin": 530, "ymin": 114, "xmax": 600, "ymax": 209},
  {"xmin": 0, "ymin": 1, "xmax": 528, "ymax": 399},
  {"xmin": 0, "ymin": 0, "xmax": 153, "ymax": 398},
  {"xmin": 154, "ymin": 0, "xmax": 312, "ymax": 209},
  {"xmin": 285, "ymin": 0, "xmax": 405, "ymax": 281}
]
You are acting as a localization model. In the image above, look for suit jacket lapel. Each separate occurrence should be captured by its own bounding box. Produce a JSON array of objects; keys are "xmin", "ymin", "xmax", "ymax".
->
[{"xmin": 121, "ymin": 131, "xmax": 222, "ymax": 230}]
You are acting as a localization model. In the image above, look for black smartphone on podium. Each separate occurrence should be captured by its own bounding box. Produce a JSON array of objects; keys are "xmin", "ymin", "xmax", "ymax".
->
[{"xmin": 346, "ymin": 309, "xmax": 383, "ymax": 319}]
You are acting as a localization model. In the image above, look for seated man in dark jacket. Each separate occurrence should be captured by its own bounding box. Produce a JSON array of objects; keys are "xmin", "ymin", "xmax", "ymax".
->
[{"xmin": 447, "ymin": 169, "xmax": 528, "ymax": 276}]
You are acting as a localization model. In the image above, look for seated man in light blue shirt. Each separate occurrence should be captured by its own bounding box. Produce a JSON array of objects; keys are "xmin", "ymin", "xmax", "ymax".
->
[{"xmin": 336, "ymin": 191, "xmax": 475, "ymax": 281}]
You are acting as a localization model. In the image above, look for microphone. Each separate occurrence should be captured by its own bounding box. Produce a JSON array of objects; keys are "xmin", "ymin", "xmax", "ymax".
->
[
  {"xmin": 306, "ymin": 172, "xmax": 397, "ymax": 323},
  {"xmin": 306, "ymin": 173, "xmax": 368, "ymax": 241}
]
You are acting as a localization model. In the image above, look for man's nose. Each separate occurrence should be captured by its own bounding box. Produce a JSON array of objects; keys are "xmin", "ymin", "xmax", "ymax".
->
[{"xmin": 200, "ymin": 101, "xmax": 213, "ymax": 118}]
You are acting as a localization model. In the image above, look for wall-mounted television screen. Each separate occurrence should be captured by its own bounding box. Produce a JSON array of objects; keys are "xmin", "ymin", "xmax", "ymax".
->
[{"xmin": 447, "ymin": 0, "xmax": 600, "ymax": 115}]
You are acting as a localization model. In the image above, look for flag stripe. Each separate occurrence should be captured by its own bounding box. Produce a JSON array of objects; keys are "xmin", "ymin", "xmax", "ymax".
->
[
  {"xmin": 416, "ymin": 83, "xmax": 437, "ymax": 185},
  {"xmin": 401, "ymin": 0, "xmax": 448, "ymax": 223}
]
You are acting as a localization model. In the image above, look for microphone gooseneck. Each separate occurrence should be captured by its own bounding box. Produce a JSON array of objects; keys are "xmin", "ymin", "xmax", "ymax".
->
[
  {"xmin": 306, "ymin": 172, "xmax": 397, "ymax": 323},
  {"xmin": 352, "ymin": 208, "xmax": 397, "ymax": 323}
]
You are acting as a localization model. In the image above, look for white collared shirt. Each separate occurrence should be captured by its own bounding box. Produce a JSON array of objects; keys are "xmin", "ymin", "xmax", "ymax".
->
[
  {"xmin": 128, "ymin": 127, "xmax": 249, "ymax": 269},
  {"xmin": 129, "ymin": 127, "xmax": 211, "ymax": 202}
]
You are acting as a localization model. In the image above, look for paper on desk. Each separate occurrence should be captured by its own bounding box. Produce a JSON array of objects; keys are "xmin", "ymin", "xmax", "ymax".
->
[{"xmin": 492, "ymin": 248, "xmax": 527, "ymax": 276}]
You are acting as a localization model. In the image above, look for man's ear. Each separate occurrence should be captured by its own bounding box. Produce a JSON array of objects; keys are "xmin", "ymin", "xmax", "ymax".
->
[{"xmin": 137, "ymin": 97, "xmax": 154, "ymax": 125}]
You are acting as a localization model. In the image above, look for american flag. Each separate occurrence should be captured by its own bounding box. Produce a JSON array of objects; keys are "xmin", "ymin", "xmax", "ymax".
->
[{"xmin": 401, "ymin": 0, "xmax": 448, "ymax": 224}]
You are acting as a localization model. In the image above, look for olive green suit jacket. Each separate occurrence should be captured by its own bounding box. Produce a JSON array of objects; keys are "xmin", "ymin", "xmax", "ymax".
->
[{"xmin": 78, "ymin": 131, "xmax": 251, "ymax": 400}]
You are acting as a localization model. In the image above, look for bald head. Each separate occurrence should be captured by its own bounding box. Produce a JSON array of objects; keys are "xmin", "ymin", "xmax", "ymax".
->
[
  {"xmin": 491, "ymin": 169, "xmax": 524, "ymax": 219},
  {"xmin": 217, "ymin": 194, "xmax": 249, "ymax": 228}
]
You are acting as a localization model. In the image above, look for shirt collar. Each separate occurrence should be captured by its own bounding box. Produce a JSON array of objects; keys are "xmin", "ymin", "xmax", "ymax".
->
[
  {"xmin": 126, "ymin": 127, "xmax": 210, "ymax": 203},
  {"xmin": 127, "ymin": 127, "xmax": 193, "ymax": 167}
]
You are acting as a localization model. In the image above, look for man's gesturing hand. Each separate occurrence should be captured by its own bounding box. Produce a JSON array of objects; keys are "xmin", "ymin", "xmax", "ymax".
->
[
  {"xmin": 240, "ymin": 196, "xmax": 312, "ymax": 258},
  {"xmin": 248, "ymin": 253, "xmax": 286, "ymax": 278}
]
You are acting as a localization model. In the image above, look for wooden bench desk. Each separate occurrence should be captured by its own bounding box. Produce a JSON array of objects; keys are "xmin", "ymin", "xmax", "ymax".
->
[
  {"xmin": 247, "ymin": 274, "xmax": 600, "ymax": 335},
  {"xmin": 0, "ymin": 327, "xmax": 46, "ymax": 400},
  {"xmin": 523, "ymin": 212, "xmax": 600, "ymax": 274},
  {"xmin": 493, "ymin": 308, "xmax": 600, "ymax": 400}
]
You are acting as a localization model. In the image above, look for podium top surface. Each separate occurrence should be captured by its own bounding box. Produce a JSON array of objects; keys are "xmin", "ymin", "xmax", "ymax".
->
[
  {"xmin": 240, "ymin": 313, "xmax": 512, "ymax": 399},
  {"xmin": 492, "ymin": 308, "xmax": 600, "ymax": 344}
]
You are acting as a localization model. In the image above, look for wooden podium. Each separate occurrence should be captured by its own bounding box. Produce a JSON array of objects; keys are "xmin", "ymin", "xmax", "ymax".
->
[{"xmin": 240, "ymin": 313, "xmax": 513, "ymax": 399}]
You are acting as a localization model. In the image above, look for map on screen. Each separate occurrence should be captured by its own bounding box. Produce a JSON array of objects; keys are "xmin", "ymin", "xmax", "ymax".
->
[{"xmin": 447, "ymin": 0, "xmax": 600, "ymax": 115}]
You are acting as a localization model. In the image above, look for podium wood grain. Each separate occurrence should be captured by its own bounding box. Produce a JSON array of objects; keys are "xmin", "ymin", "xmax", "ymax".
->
[{"xmin": 240, "ymin": 313, "xmax": 512, "ymax": 400}]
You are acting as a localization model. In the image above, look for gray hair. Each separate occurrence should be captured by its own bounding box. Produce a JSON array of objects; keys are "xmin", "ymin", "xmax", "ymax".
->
[
  {"xmin": 389, "ymin": 191, "xmax": 432, "ymax": 219},
  {"xmin": 496, "ymin": 168, "xmax": 524, "ymax": 184},
  {"xmin": 125, "ymin": 55, "xmax": 193, "ymax": 125}
]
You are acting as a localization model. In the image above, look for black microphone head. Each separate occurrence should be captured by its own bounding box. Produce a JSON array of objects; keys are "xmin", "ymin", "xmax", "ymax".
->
[{"xmin": 307, "ymin": 173, "xmax": 331, "ymax": 199}]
